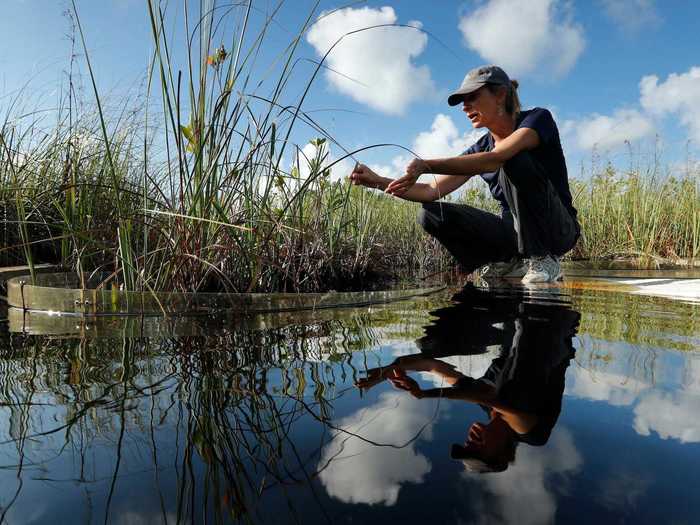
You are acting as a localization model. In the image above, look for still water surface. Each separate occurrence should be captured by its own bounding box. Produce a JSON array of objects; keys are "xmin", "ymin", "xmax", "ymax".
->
[{"xmin": 1, "ymin": 283, "xmax": 699, "ymax": 524}]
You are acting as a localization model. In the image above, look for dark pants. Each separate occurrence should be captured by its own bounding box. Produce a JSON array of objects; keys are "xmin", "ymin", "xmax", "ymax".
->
[{"xmin": 417, "ymin": 151, "xmax": 580, "ymax": 273}]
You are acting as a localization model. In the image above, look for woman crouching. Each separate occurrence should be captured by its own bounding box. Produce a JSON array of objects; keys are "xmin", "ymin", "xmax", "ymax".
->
[{"xmin": 349, "ymin": 65, "xmax": 580, "ymax": 283}]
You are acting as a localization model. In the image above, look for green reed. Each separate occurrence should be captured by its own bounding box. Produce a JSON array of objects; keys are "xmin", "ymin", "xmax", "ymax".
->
[
  {"xmin": 1, "ymin": 2, "xmax": 699, "ymax": 292},
  {"xmin": 571, "ymin": 164, "xmax": 700, "ymax": 262}
]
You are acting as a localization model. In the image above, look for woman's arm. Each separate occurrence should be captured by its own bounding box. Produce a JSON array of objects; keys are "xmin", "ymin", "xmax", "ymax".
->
[
  {"xmin": 411, "ymin": 383, "xmax": 537, "ymax": 434},
  {"xmin": 349, "ymin": 164, "xmax": 470, "ymax": 202},
  {"xmin": 386, "ymin": 127, "xmax": 540, "ymax": 195}
]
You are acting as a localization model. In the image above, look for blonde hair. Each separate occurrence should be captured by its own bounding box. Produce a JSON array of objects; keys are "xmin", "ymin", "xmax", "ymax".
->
[{"xmin": 487, "ymin": 79, "xmax": 521, "ymax": 117}]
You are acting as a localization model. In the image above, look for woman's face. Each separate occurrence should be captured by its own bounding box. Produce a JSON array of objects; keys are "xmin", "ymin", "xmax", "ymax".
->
[
  {"xmin": 464, "ymin": 417, "xmax": 513, "ymax": 461},
  {"xmin": 462, "ymin": 86, "xmax": 503, "ymax": 129}
]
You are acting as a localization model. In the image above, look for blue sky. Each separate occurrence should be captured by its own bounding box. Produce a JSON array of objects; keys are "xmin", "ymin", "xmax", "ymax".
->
[{"xmin": 2, "ymin": 0, "xmax": 699, "ymax": 180}]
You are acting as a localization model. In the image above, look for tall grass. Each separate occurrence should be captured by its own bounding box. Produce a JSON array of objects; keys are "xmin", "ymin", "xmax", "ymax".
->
[
  {"xmin": 1, "ymin": 2, "xmax": 699, "ymax": 294},
  {"xmin": 571, "ymin": 165, "xmax": 700, "ymax": 262},
  {"xmin": 0, "ymin": 2, "xmax": 449, "ymax": 292}
]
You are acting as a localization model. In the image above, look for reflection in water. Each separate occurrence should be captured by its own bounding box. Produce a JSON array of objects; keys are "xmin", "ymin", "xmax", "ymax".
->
[
  {"xmin": 567, "ymin": 337, "xmax": 700, "ymax": 444},
  {"xmin": 357, "ymin": 284, "xmax": 581, "ymax": 473},
  {"xmin": 0, "ymin": 315, "xmax": 384, "ymax": 523},
  {"xmin": 317, "ymin": 392, "xmax": 433, "ymax": 506},
  {"xmin": 1, "ymin": 284, "xmax": 700, "ymax": 523},
  {"xmin": 468, "ymin": 428, "xmax": 582, "ymax": 525}
]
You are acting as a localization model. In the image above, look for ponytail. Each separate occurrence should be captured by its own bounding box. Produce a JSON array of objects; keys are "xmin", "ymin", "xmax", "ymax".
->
[
  {"xmin": 506, "ymin": 79, "xmax": 521, "ymax": 116},
  {"xmin": 486, "ymin": 79, "xmax": 521, "ymax": 117}
]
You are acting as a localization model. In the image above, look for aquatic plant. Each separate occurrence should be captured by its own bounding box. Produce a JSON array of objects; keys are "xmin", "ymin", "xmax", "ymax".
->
[
  {"xmin": 571, "ymin": 162, "xmax": 700, "ymax": 263},
  {"xmin": 1, "ymin": 2, "xmax": 699, "ymax": 293}
]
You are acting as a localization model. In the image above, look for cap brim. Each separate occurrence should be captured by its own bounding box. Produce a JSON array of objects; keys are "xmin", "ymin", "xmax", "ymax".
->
[{"xmin": 447, "ymin": 80, "xmax": 484, "ymax": 106}]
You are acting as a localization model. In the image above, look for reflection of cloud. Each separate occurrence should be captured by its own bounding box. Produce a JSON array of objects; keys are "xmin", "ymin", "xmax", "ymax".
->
[
  {"xmin": 568, "ymin": 355, "xmax": 700, "ymax": 444},
  {"xmin": 466, "ymin": 428, "xmax": 582, "ymax": 525},
  {"xmin": 318, "ymin": 392, "xmax": 435, "ymax": 505},
  {"xmin": 565, "ymin": 366, "xmax": 648, "ymax": 406},
  {"xmin": 634, "ymin": 391, "xmax": 700, "ymax": 443},
  {"xmin": 681, "ymin": 357, "xmax": 700, "ymax": 394},
  {"xmin": 2, "ymin": 500, "xmax": 48, "ymax": 524},
  {"xmin": 599, "ymin": 471, "xmax": 651, "ymax": 511}
]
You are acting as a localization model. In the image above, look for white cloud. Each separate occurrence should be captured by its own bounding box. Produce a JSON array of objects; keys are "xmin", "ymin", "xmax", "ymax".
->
[
  {"xmin": 458, "ymin": 0, "xmax": 585, "ymax": 78},
  {"xmin": 294, "ymin": 141, "xmax": 355, "ymax": 182},
  {"xmin": 634, "ymin": 391, "xmax": 700, "ymax": 443},
  {"xmin": 565, "ymin": 365, "xmax": 648, "ymax": 407},
  {"xmin": 371, "ymin": 113, "xmax": 485, "ymax": 179},
  {"xmin": 562, "ymin": 65, "xmax": 700, "ymax": 153},
  {"xmin": 317, "ymin": 391, "xmax": 435, "ymax": 505},
  {"xmin": 639, "ymin": 67, "xmax": 700, "ymax": 144},
  {"xmin": 466, "ymin": 428, "xmax": 582, "ymax": 525},
  {"xmin": 600, "ymin": 0, "xmax": 660, "ymax": 33},
  {"xmin": 563, "ymin": 109, "xmax": 655, "ymax": 151},
  {"xmin": 306, "ymin": 7, "xmax": 435, "ymax": 115},
  {"xmin": 413, "ymin": 114, "xmax": 485, "ymax": 159},
  {"xmin": 566, "ymin": 346, "xmax": 700, "ymax": 444}
]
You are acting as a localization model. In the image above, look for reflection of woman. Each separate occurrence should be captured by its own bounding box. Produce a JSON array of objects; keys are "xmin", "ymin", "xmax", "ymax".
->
[
  {"xmin": 357, "ymin": 285, "xmax": 580, "ymax": 473},
  {"xmin": 349, "ymin": 65, "xmax": 580, "ymax": 283}
]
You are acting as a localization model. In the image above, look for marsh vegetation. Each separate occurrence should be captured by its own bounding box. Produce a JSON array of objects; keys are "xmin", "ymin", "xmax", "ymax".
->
[{"xmin": 1, "ymin": 2, "xmax": 698, "ymax": 293}]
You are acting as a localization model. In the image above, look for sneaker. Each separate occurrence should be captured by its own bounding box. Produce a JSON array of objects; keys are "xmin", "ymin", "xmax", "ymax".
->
[
  {"xmin": 479, "ymin": 258, "xmax": 527, "ymax": 279},
  {"xmin": 522, "ymin": 255, "xmax": 563, "ymax": 283}
]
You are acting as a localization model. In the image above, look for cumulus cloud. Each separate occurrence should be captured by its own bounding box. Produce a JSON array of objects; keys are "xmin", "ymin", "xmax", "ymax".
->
[
  {"xmin": 466, "ymin": 428, "xmax": 582, "ymax": 525},
  {"xmin": 295, "ymin": 141, "xmax": 354, "ymax": 182},
  {"xmin": 412, "ymin": 114, "xmax": 485, "ymax": 158},
  {"xmin": 600, "ymin": 0, "xmax": 661, "ymax": 34},
  {"xmin": 634, "ymin": 391, "xmax": 700, "ymax": 443},
  {"xmin": 371, "ymin": 113, "xmax": 485, "ymax": 179},
  {"xmin": 306, "ymin": 7, "xmax": 435, "ymax": 115},
  {"xmin": 317, "ymin": 391, "xmax": 435, "ymax": 505},
  {"xmin": 565, "ymin": 365, "xmax": 648, "ymax": 407},
  {"xmin": 567, "ymin": 343, "xmax": 700, "ymax": 444},
  {"xmin": 458, "ymin": 0, "xmax": 585, "ymax": 78},
  {"xmin": 562, "ymin": 65, "xmax": 700, "ymax": 153},
  {"xmin": 639, "ymin": 67, "xmax": 700, "ymax": 144},
  {"xmin": 563, "ymin": 109, "xmax": 655, "ymax": 151}
]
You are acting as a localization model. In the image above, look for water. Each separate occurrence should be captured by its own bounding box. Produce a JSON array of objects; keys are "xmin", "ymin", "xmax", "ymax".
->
[{"xmin": 1, "ymin": 283, "xmax": 699, "ymax": 524}]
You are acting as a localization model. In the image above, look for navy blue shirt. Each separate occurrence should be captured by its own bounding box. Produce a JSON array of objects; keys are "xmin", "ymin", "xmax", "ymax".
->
[{"xmin": 464, "ymin": 107, "xmax": 577, "ymax": 218}]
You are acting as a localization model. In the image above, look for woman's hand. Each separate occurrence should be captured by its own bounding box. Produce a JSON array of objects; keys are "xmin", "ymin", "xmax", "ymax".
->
[
  {"xmin": 388, "ymin": 372, "xmax": 424, "ymax": 399},
  {"xmin": 355, "ymin": 363, "xmax": 401, "ymax": 390},
  {"xmin": 385, "ymin": 158, "xmax": 430, "ymax": 196},
  {"xmin": 349, "ymin": 163, "xmax": 382, "ymax": 189}
]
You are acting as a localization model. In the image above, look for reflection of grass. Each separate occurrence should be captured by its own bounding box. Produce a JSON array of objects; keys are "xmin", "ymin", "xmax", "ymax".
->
[
  {"xmin": 1, "ymin": 284, "xmax": 698, "ymax": 519},
  {"xmin": 0, "ymin": 298, "xmax": 437, "ymax": 522},
  {"xmin": 572, "ymin": 287, "xmax": 700, "ymax": 352}
]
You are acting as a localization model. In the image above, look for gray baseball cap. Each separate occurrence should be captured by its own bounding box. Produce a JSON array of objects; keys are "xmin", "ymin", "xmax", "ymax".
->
[{"xmin": 447, "ymin": 65, "xmax": 511, "ymax": 106}]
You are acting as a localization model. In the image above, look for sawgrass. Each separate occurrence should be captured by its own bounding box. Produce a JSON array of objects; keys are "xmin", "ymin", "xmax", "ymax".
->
[{"xmin": 1, "ymin": 2, "xmax": 698, "ymax": 293}]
